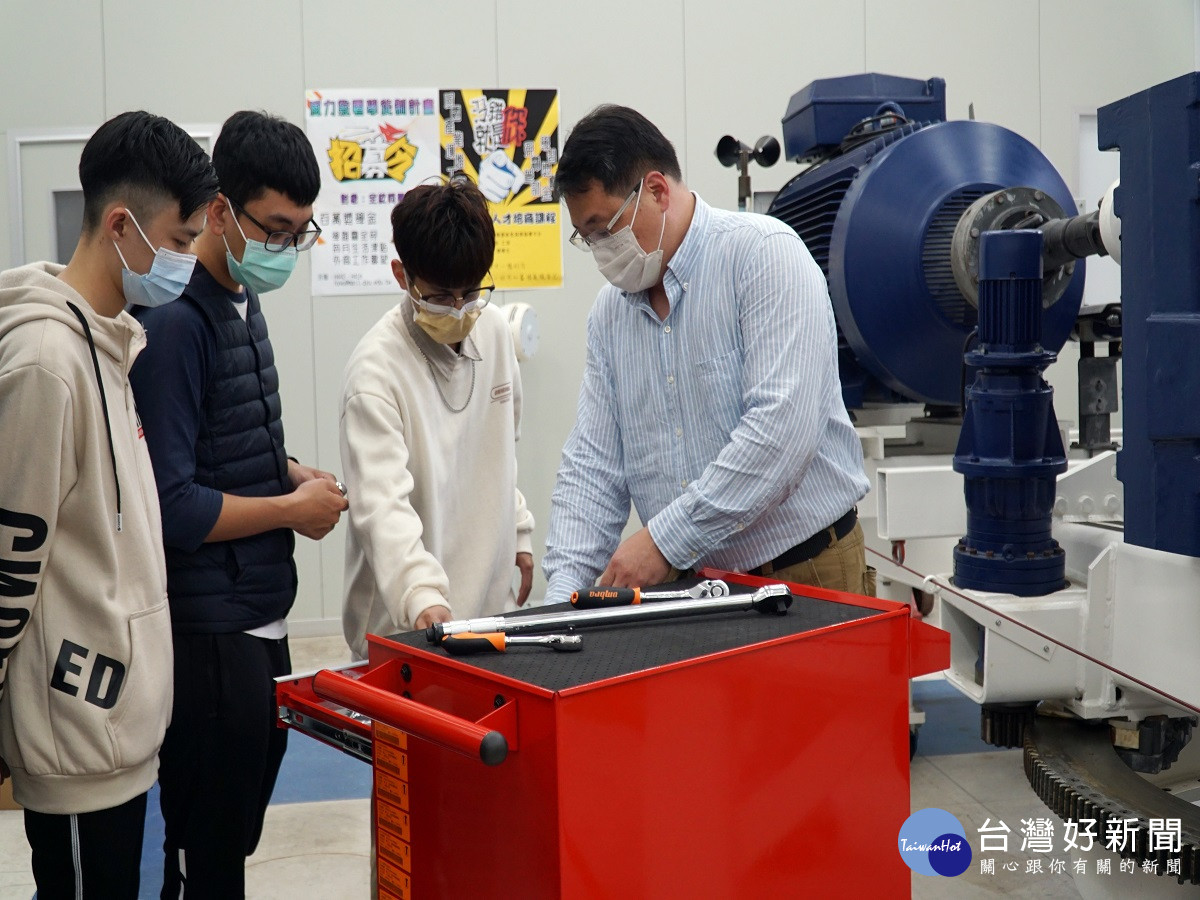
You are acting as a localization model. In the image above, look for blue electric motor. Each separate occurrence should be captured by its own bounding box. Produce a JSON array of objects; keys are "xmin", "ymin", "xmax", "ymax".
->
[{"xmin": 767, "ymin": 74, "xmax": 1086, "ymax": 408}]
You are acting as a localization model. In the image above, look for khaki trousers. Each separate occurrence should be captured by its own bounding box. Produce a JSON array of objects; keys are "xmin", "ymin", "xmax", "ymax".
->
[{"xmin": 754, "ymin": 521, "xmax": 876, "ymax": 596}]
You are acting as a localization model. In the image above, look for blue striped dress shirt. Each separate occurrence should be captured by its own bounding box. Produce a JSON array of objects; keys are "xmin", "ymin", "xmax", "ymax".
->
[{"xmin": 543, "ymin": 195, "xmax": 869, "ymax": 603}]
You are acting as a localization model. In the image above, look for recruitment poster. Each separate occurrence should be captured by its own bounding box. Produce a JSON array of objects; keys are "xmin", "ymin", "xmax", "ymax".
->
[
  {"xmin": 439, "ymin": 89, "xmax": 562, "ymax": 290},
  {"xmin": 305, "ymin": 87, "xmax": 561, "ymax": 296},
  {"xmin": 305, "ymin": 88, "xmax": 440, "ymax": 295}
]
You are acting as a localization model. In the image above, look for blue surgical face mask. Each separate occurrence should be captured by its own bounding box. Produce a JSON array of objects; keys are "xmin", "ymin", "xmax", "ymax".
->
[
  {"xmin": 115, "ymin": 209, "xmax": 197, "ymax": 308},
  {"xmin": 223, "ymin": 205, "xmax": 298, "ymax": 294}
]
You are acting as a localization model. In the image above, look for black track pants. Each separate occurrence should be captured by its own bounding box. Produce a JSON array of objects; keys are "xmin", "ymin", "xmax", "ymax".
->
[{"xmin": 158, "ymin": 631, "xmax": 290, "ymax": 900}]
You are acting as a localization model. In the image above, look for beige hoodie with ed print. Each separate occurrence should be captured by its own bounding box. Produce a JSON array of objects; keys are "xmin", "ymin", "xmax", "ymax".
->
[{"xmin": 0, "ymin": 261, "xmax": 172, "ymax": 815}]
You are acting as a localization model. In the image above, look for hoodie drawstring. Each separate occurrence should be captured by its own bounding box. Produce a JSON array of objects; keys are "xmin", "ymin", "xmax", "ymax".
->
[{"xmin": 65, "ymin": 302, "xmax": 123, "ymax": 532}]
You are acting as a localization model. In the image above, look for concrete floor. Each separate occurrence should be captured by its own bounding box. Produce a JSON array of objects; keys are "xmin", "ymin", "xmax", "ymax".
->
[{"xmin": 1, "ymin": 635, "xmax": 1194, "ymax": 898}]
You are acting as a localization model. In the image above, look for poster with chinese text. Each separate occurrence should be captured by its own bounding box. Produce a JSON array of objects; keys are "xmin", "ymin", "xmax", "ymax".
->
[
  {"xmin": 305, "ymin": 88, "xmax": 440, "ymax": 295},
  {"xmin": 307, "ymin": 88, "xmax": 561, "ymax": 296},
  {"xmin": 440, "ymin": 89, "xmax": 562, "ymax": 290}
]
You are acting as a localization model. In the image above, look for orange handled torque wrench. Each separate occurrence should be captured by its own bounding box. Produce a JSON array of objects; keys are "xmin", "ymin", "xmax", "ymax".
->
[
  {"xmin": 571, "ymin": 579, "xmax": 730, "ymax": 609},
  {"xmin": 441, "ymin": 632, "xmax": 583, "ymax": 656}
]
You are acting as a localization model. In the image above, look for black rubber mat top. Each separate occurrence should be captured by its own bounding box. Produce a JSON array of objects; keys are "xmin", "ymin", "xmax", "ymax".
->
[{"xmin": 381, "ymin": 581, "xmax": 881, "ymax": 692}]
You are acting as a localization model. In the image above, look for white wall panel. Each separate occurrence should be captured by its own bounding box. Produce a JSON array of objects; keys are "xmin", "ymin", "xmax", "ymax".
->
[
  {"xmin": 0, "ymin": 0, "xmax": 105, "ymax": 127},
  {"xmin": 684, "ymin": 0, "xmax": 867, "ymax": 208},
  {"xmin": 101, "ymin": 0, "xmax": 307, "ymax": 123},
  {"xmin": 0, "ymin": 0, "xmax": 1196, "ymax": 635},
  {"xmin": 1039, "ymin": 0, "xmax": 1194, "ymax": 189},
  {"xmin": 0, "ymin": 0, "xmax": 107, "ymax": 271},
  {"xmin": 865, "ymin": 0, "xmax": 1041, "ymax": 145}
]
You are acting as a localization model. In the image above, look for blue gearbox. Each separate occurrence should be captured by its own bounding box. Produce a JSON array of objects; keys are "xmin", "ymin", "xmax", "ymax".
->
[{"xmin": 952, "ymin": 230, "xmax": 1068, "ymax": 596}]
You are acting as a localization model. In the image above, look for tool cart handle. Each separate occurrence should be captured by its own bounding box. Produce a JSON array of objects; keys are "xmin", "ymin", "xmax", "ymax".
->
[{"xmin": 312, "ymin": 668, "xmax": 508, "ymax": 766}]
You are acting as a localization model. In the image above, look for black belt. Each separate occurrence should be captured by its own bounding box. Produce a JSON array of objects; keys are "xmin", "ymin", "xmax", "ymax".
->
[{"xmin": 748, "ymin": 508, "xmax": 857, "ymax": 577}]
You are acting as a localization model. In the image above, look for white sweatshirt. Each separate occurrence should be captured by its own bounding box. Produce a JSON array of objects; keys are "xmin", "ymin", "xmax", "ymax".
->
[
  {"xmin": 0, "ymin": 262, "xmax": 172, "ymax": 814},
  {"xmin": 340, "ymin": 303, "xmax": 533, "ymax": 658}
]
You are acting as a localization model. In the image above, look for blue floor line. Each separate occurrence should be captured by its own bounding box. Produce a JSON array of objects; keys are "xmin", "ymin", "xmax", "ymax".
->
[
  {"xmin": 272, "ymin": 732, "xmax": 374, "ymax": 804},
  {"xmin": 912, "ymin": 678, "xmax": 996, "ymax": 757},
  {"xmin": 140, "ymin": 783, "xmax": 163, "ymax": 899},
  {"xmin": 137, "ymin": 735, "xmax": 371, "ymax": 899}
]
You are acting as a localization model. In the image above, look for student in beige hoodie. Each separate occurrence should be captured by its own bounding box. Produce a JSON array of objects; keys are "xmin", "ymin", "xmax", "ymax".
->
[{"xmin": 0, "ymin": 111, "xmax": 218, "ymax": 899}]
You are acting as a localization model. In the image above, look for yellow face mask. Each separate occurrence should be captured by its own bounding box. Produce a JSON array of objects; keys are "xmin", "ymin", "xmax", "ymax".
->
[
  {"xmin": 412, "ymin": 303, "xmax": 482, "ymax": 344},
  {"xmin": 403, "ymin": 267, "xmax": 490, "ymax": 344}
]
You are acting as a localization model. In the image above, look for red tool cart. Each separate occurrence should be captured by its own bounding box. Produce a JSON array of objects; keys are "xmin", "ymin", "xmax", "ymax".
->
[{"xmin": 277, "ymin": 571, "xmax": 948, "ymax": 898}]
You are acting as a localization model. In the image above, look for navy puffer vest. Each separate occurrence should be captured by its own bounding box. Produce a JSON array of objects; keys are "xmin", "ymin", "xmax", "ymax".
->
[{"xmin": 166, "ymin": 285, "xmax": 297, "ymax": 633}]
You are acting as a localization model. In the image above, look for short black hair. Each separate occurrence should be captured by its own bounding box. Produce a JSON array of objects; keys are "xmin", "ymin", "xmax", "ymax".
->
[
  {"xmin": 555, "ymin": 105, "xmax": 682, "ymax": 200},
  {"xmin": 79, "ymin": 111, "xmax": 219, "ymax": 232},
  {"xmin": 391, "ymin": 180, "xmax": 495, "ymax": 288},
  {"xmin": 214, "ymin": 110, "xmax": 320, "ymax": 207}
]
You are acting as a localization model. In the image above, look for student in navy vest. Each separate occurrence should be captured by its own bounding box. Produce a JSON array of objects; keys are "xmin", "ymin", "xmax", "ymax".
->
[{"xmin": 129, "ymin": 110, "xmax": 348, "ymax": 899}]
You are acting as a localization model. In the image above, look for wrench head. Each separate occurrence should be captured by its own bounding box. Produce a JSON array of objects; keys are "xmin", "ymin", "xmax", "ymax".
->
[
  {"xmin": 750, "ymin": 583, "xmax": 793, "ymax": 614},
  {"xmin": 548, "ymin": 634, "xmax": 584, "ymax": 652},
  {"xmin": 705, "ymin": 579, "xmax": 731, "ymax": 598},
  {"xmin": 692, "ymin": 579, "xmax": 731, "ymax": 599}
]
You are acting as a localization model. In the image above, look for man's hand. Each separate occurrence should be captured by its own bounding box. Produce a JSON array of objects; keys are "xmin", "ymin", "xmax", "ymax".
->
[
  {"xmin": 288, "ymin": 458, "xmax": 337, "ymax": 489},
  {"xmin": 414, "ymin": 605, "xmax": 453, "ymax": 632},
  {"xmin": 515, "ymin": 552, "xmax": 534, "ymax": 606},
  {"xmin": 286, "ymin": 478, "xmax": 348, "ymax": 540},
  {"xmin": 599, "ymin": 527, "xmax": 671, "ymax": 589}
]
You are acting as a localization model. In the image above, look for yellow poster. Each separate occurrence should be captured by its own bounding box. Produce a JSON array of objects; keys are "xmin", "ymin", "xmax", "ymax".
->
[{"xmin": 439, "ymin": 89, "xmax": 562, "ymax": 290}]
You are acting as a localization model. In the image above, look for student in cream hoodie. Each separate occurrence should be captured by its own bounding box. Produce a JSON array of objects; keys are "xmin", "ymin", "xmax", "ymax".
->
[
  {"xmin": 0, "ymin": 111, "xmax": 217, "ymax": 899},
  {"xmin": 341, "ymin": 179, "xmax": 534, "ymax": 658}
]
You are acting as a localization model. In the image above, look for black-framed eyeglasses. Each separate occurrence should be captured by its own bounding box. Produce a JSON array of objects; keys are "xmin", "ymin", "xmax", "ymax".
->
[
  {"xmin": 229, "ymin": 198, "xmax": 322, "ymax": 252},
  {"xmin": 409, "ymin": 280, "xmax": 496, "ymax": 311},
  {"xmin": 568, "ymin": 182, "xmax": 640, "ymax": 251}
]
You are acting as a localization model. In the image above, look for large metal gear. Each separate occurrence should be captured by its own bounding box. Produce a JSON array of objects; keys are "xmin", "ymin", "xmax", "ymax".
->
[
  {"xmin": 1023, "ymin": 715, "xmax": 1200, "ymax": 884},
  {"xmin": 981, "ymin": 702, "xmax": 1036, "ymax": 749}
]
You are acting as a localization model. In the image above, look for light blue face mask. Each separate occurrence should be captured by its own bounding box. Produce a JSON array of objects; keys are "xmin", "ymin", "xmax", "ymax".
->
[
  {"xmin": 223, "ymin": 204, "xmax": 298, "ymax": 294},
  {"xmin": 115, "ymin": 209, "xmax": 196, "ymax": 308}
]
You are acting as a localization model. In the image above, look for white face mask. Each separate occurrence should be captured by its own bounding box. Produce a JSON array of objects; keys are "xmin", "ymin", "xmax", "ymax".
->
[{"xmin": 590, "ymin": 181, "xmax": 667, "ymax": 293}]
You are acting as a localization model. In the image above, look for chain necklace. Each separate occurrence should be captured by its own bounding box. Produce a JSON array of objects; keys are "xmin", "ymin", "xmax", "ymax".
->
[{"xmin": 417, "ymin": 347, "xmax": 476, "ymax": 413}]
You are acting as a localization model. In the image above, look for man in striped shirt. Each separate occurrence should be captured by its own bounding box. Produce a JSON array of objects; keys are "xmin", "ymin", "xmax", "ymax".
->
[{"xmin": 543, "ymin": 104, "xmax": 872, "ymax": 604}]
